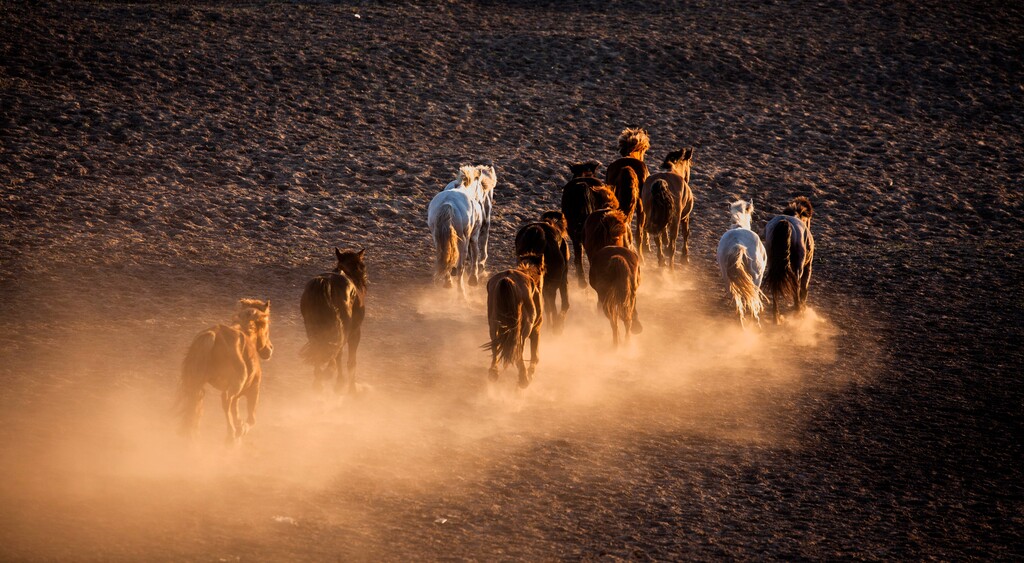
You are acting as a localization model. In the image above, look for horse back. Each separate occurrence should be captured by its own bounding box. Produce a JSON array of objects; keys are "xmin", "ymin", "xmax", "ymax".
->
[
  {"xmin": 606, "ymin": 157, "xmax": 649, "ymax": 187},
  {"xmin": 588, "ymin": 245, "xmax": 640, "ymax": 291},
  {"xmin": 766, "ymin": 215, "xmax": 810, "ymax": 273},
  {"xmin": 643, "ymin": 172, "xmax": 689, "ymax": 213},
  {"xmin": 561, "ymin": 177, "xmax": 602, "ymax": 235},
  {"xmin": 189, "ymin": 324, "xmax": 258, "ymax": 392}
]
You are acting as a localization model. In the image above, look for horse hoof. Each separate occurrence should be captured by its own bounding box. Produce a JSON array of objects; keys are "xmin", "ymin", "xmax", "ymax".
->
[
  {"xmin": 468, "ymin": 276, "xmax": 479, "ymax": 287},
  {"xmin": 488, "ymin": 368, "xmax": 499, "ymax": 382},
  {"xmin": 631, "ymin": 321, "xmax": 643, "ymax": 334},
  {"xmin": 444, "ymin": 279, "xmax": 453, "ymax": 289}
]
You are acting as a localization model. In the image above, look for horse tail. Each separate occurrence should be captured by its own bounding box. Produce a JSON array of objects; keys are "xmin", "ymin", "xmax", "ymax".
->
[
  {"xmin": 178, "ymin": 329, "xmax": 214, "ymax": 438},
  {"xmin": 726, "ymin": 245, "xmax": 764, "ymax": 320},
  {"xmin": 434, "ymin": 204, "xmax": 459, "ymax": 283},
  {"xmin": 615, "ymin": 167, "xmax": 640, "ymax": 216},
  {"xmin": 515, "ymin": 223, "xmax": 547, "ymax": 260},
  {"xmin": 764, "ymin": 219, "xmax": 797, "ymax": 300},
  {"xmin": 300, "ymin": 276, "xmax": 343, "ymax": 366},
  {"xmin": 647, "ymin": 179, "xmax": 674, "ymax": 232},
  {"xmin": 484, "ymin": 277, "xmax": 522, "ymax": 367},
  {"xmin": 601, "ymin": 255, "xmax": 633, "ymax": 325}
]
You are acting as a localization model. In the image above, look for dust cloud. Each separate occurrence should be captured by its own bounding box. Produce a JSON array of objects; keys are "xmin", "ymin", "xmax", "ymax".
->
[{"xmin": 0, "ymin": 268, "xmax": 850, "ymax": 558}]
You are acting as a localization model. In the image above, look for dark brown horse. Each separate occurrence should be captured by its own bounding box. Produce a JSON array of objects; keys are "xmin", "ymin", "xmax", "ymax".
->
[
  {"xmin": 589, "ymin": 246, "xmax": 642, "ymax": 347},
  {"xmin": 582, "ymin": 185, "xmax": 627, "ymax": 263},
  {"xmin": 763, "ymin": 197, "xmax": 815, "ymax": 324},
  {"xmin": 606, "ymin": 128, "xmax": 651, "ymax": 250},
  {"xmin": 560, "ymin": 161, "xmax": 604, "ymax": 287},
  {"xmin": 300, "ymin": 248, "xmax": 368, "ymax": 395},
  {"xmin": 179, "ymin": 299, "xmax": 274, "ymax": 445},
  {"xmin": 483, "ymin": 254, "xmax": 544, "ymax": 389},
  {"xmin": 640, "ymin": 148, "xmax": 695, "ymax": 267},
  {"xmin": 515, "ymin": 211, "xmax": 570, "ymax": 333}
]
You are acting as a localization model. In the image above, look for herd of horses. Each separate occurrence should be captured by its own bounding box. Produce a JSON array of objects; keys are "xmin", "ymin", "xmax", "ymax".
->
[{"xmin": 178, "ymin": 128, "xmax": 816, "ymax": 444}]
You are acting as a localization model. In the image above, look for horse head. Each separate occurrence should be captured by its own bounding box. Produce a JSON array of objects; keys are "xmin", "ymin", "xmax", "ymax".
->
[
  {"xmin": 785, "ymin": 196, "xmax": 814, "ymax": 228},
  {"xmin": 237, "ymin": 299, "xmax": 273, "ymax": 360},
  {"xmin": 476, "ymin": 165, "xmax": 497, "ymax": 199},
  {"xmin": 660, "ymin": 147, "xmax": 694, "ymax": 183},
  {"xmin": 729, "ymin": 199, "xmax": 754, "ymax": 230},
  {"xmin": 569, "ymin": 161, "xmax": 601, "ymax": 179},
  {"xmin": 617, "ymin": 127, "xmax": 650, "ymax": 160},
  {"xmin": 540, "ymin": 211, "xmax": 568, "ymax": 236},
  {"xmin": 335, "ymin": 247, "xmax": 369, "ymax": 288}
]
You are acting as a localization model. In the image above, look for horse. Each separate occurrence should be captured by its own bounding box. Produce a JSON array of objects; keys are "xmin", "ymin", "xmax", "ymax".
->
[
  {"xmin": 428, "ymin": 166, "xmax": 486, "ymax": 292},
  {"xmin": 515, "ymin": 211, "xmax": 570, "ymax": 333},
  {"xmin": 589, "ymin": 245, "xmax": 642, "ymax": 347},
  {"xmin": 716, "ymin": 199, "xmax": 767, "ymax": 328},
  {"xmin": 178, "ymin": 299, "xmax": 274, "ymax": 445},
  {"xmin": 300, "ymin": 248, "xmax": 368, "ymax": 395},
  {"xmin": 605, "ymin": 128, "xmax": 651, "ymax": 250},
  {"xmin": 482, "ymin": 254, "xmax": 545, "ymax": 389},
  {"xmin": 560, "ymin": 161, "xmax": 604, "ymax": 287},
  {"xmin": 640, "ymin": 148, "xmax": 695, "ymax": 267},
  {"xmin": 582, "ymin": 184, "xmax": 626, "ymax": 263},
  {"xmin": 446, "ymin": 164, "xmax": 497, "ymax": 272},
  {"xmin": 763, "ymin": 196, "xmax": 815, "ymax": 324}
]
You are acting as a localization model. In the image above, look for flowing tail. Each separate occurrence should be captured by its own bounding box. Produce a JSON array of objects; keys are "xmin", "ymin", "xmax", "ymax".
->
[
  {"xmin": 764, "ymin": 220, "xmax": 797, "ymax": 300},
  {"xmin": 647, "ymin": 179, "xmax": 675, "ymax": 233},
  {"xmin": 300, "ymin": 276, "xmax": 343, "ymax": 366},
  {"xmin": 601, "ymin": 255, "xmax": 635, "ymax": 327},
  {"xmin": 726, "ymin": 245, "xmax": 764, "ymax": 320},
  {"xmin": 483, "ymin": 277, "xmax": 522, "ymax": 367},
  {"xmin": 178, "ymin": 330, "xmax": 214, "ymax": 438},
  {"xmin": 434, "ymin": 204, "xmax": 459, "ymax": 284},
  {"xmin": 615, "ymin": 167, "xmax": 640, "ymax": 217}
]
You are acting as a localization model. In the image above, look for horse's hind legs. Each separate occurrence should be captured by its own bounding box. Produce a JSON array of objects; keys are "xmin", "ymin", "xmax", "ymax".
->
[
  {"xmin": 222, "ymin": 392, "xmax": 241, "ymax": 446},
  {"xmin": 243, "ymin": 380, "xmax": 260, "ymax": 432},
  {"xmin": 573, "ymin": 240, "xmax": 587, "ymax": 288}
]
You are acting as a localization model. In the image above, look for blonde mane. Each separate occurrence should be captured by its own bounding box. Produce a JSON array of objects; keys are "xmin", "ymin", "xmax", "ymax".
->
[
  {"xmin": 457, "ymin": 165, "xmax": 482, "ymax": 188},
  {"xmin": 617, "ymin": 127, "xmax": 650, "ymax": 158}
]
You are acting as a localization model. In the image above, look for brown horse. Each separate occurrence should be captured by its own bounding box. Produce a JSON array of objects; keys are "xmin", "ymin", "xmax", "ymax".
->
[
  {"xmin": 606, "ymin": 128, "xmax": 651, "ymax": 250},
  {"xmin": 300, "ymin": 248, "xmax": 368, "ymax": 395},
  {"xmin": 560, "ymin": 161, "xmax": 605, "ymax": 287},
  {"xmin": 515, "ymin": 211, "xmax": 570, "ymax": 333},
  {"xmin": 582, "ymin": 184, "xmax": 627, "ymax": 263},
  {"xmin": 179, "ymin": 299, "xmax": 274, "ymax": 445},
  {"xmin": 589, "ymin": 246, "xmax": 642, "ymax": 347},
  {"xmin": 763, "ymin": 197, "xmax": 815, "ymax": 324},
  {"xmin": 640, "ymin": 148, "xmax": 695, "ymax": 267},
  {"xmin": 483, "ymin": 254, "xmax": 544, "ymax": 388}
]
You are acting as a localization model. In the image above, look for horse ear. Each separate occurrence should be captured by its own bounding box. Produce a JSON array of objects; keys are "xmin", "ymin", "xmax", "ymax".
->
[
  {"xmin": 335, "ymin": 247, "xmax": 344, "ymax": 261},
  {"xmin": 747, "ymin": 199, "xmax": 754, "ymax": 213},
  {"xmin": 684, "ymin": 147, "xmax": 694, "ymax": 160},
  {"xmin": 263, "ymin": 299, "xmax": 270, "ymax": 312},
  {"xmin": 357, "ymin": 249, "xmax": 365, "ymax": 260}
]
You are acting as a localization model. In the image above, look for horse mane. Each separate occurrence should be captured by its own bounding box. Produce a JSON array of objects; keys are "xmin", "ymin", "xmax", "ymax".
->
[
  {"xmin": 456, "ymin": 165, "xmax": 481, "ymax": 187},
  {"xmin": 660, "ymin": 147, "xmax": 694, "ymax": 173},
  {"xmin": 595, "ymin": 210, "xmax": 629, "ymax": 243},
  {"xmin": 729, "ymin": 199, "xmax": 753, "ymax": 229},
  {"xmin": 516, "ymin": 252, "xmax": 545, "ymax": 280},
  {"xmin": 476, "ymin": 165, "xmax": 497, "ymax": 192},
  {"xmin": 617, "ymin": 128, "xmax": 650, "ymax": 157},
  {"xmin": 540, "ymin": 210, "xmax": 567, "ymax": 234},
  {"xmin": 569, "ymin": 161, "xmax": 601, "ymax": 178},
  {"xmin": 234, "ymin": 299, "xmax": 270, "ymax": 332},
  {"xmin": 589, "ymin": 184, "xmax": 619, "ymax": 210},
  {"xmin": 784, "ymin": 196, "xmax": 814, "ymax": 220}
]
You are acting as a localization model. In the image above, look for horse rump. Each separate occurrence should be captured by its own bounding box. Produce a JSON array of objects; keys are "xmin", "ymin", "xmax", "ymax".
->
[
  {"xmin": 178, "ymin": 329, "xmax": 215, "ymax": 437},
  {"xmin": 433, "ymin": 204, "xmax": 459, "ymax": 284},
  {"xmin": 515, "ymin": 223, "xmax": 547, "ymax": 259},
  {"xmin": 764, "ymin": 219, "xmax": 797, "ymax": 299},
  {"xmin": 646, "ymin": 179, "xmax": 676, "ymax": 233},
  {"xmin": 725, "ymin": 244, "xmax": 763, "ymax": 319},
  {"xmin": 482, "ymin": 276, "xmax": 522, "ymax": 367},
  {"xmin": 614, "ymin": 166, "xmax": 640, "ymax": 217},
  {"xmin": 300, "ymin": 275, "xmax": 344, "ymax": 367}
]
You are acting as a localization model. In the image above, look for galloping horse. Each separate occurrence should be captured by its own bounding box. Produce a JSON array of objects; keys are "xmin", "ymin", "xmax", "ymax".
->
[
  {"xmin": 582, "ymin": 184, "xmax": 625, "ymax": 263},
  {"xmin": 763, "ymin": 196, "xmax": 815, "ymax": 324},
  {"xmin": 605, "ymin": 128, "xmax": 651, "ymax": 250},
  {"xmin": 716, "ymin": 200, "xmax": 767, "ymax": 328},
  {"xmin": 515, "ymin": 211, "xmax": 571, "ymax": 333},
  {"xmin": 560, "ymin": 161, "xmax": 604, "ymax": 287},
  {"xmin": 483, "ymin": 254, "xmax": 545, "ymax": 389},
  {"xmin": 446, "ymin": 164, "xmax": 497, "ymax": 273},
  {"xmin": 428, "ymin": 166, "xmax": 486, "ymax": 292},
  {"xmin": 589, "ymin": 245, "xmax": 642, "ymax": 347},
  {"xmin": 179, "ymin": 299, "xmax": 274, "ymax": 445},
  {"xmin": 640, "ymin": 148, "xmax": 694, "ymax": 267},
  {"xmin": 300, "ymin": 248, "xmax": 368, "ymax": 395}
]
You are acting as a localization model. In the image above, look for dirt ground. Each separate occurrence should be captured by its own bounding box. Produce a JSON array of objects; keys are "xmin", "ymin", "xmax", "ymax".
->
[{"xmin": 1, "ymin": 0, "xmax": 1022, "ymax": 560}]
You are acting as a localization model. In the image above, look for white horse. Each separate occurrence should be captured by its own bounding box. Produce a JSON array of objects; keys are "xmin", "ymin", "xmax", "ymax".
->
[
  {"xmin": 444, "ymin": 164, "xmax": 497, "ymax": 272},
  {"xmin": 429, "ymin": 166, "xmax": 486, "ymax": 292},
  {"xmin": 716, "ymin": 199, "xmax": 767, "ymax": 328}
]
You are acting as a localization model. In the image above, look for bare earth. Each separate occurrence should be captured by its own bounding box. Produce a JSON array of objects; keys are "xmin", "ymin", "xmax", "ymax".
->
[{"xmin": 1, "ymin": 1, "xmax": 1022, "ymax": 560}]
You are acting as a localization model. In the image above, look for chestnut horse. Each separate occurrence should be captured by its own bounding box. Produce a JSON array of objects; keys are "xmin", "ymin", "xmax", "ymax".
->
[
  {"xmin": 582, "ymin": 184, "xmax": 625, "ymax": 263},
  {"xmin": 640, "ymin": 148, "xmax": 694, "ymax": 267},
  {"xmin": 515, "ymin": 211, "xmax": 570, "ymax": 333},
  {"xmin": 605, "ymin": 128, "xmax": 650, "ymax": 250},
  {"xmin": 763, "ymin": 197, "xmax": 815, "ymax": 324},
  {"xmin": 589, "ymin": 246, "xmax": 642, "ymax": 347},
  {"xmin": 300, "ymin": 248, "xmax": 368, "ymax": 395},
  {"xmin": 560, "ymin": 161, "xmax": 604, "ymax": 287},
  {"xmin": 483, "ymin": 254, "xmax": 544, "ymax": 389},
  {"xmin": 179, "ymin": 299, "xmax": 274, "ymax": 445}
]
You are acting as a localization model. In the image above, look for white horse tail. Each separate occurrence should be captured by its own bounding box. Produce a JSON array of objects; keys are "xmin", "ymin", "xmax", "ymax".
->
[
  {"xmin": 726, "ymin": 245, "xmax": 763, "ymax": 321},
  {"xmin": 434, "ymin": 204, "xmax": 459, "ymax": 285},
  {"xmin": 178, "ymin": 329, "xmax": 214, "ymax": 438}
]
